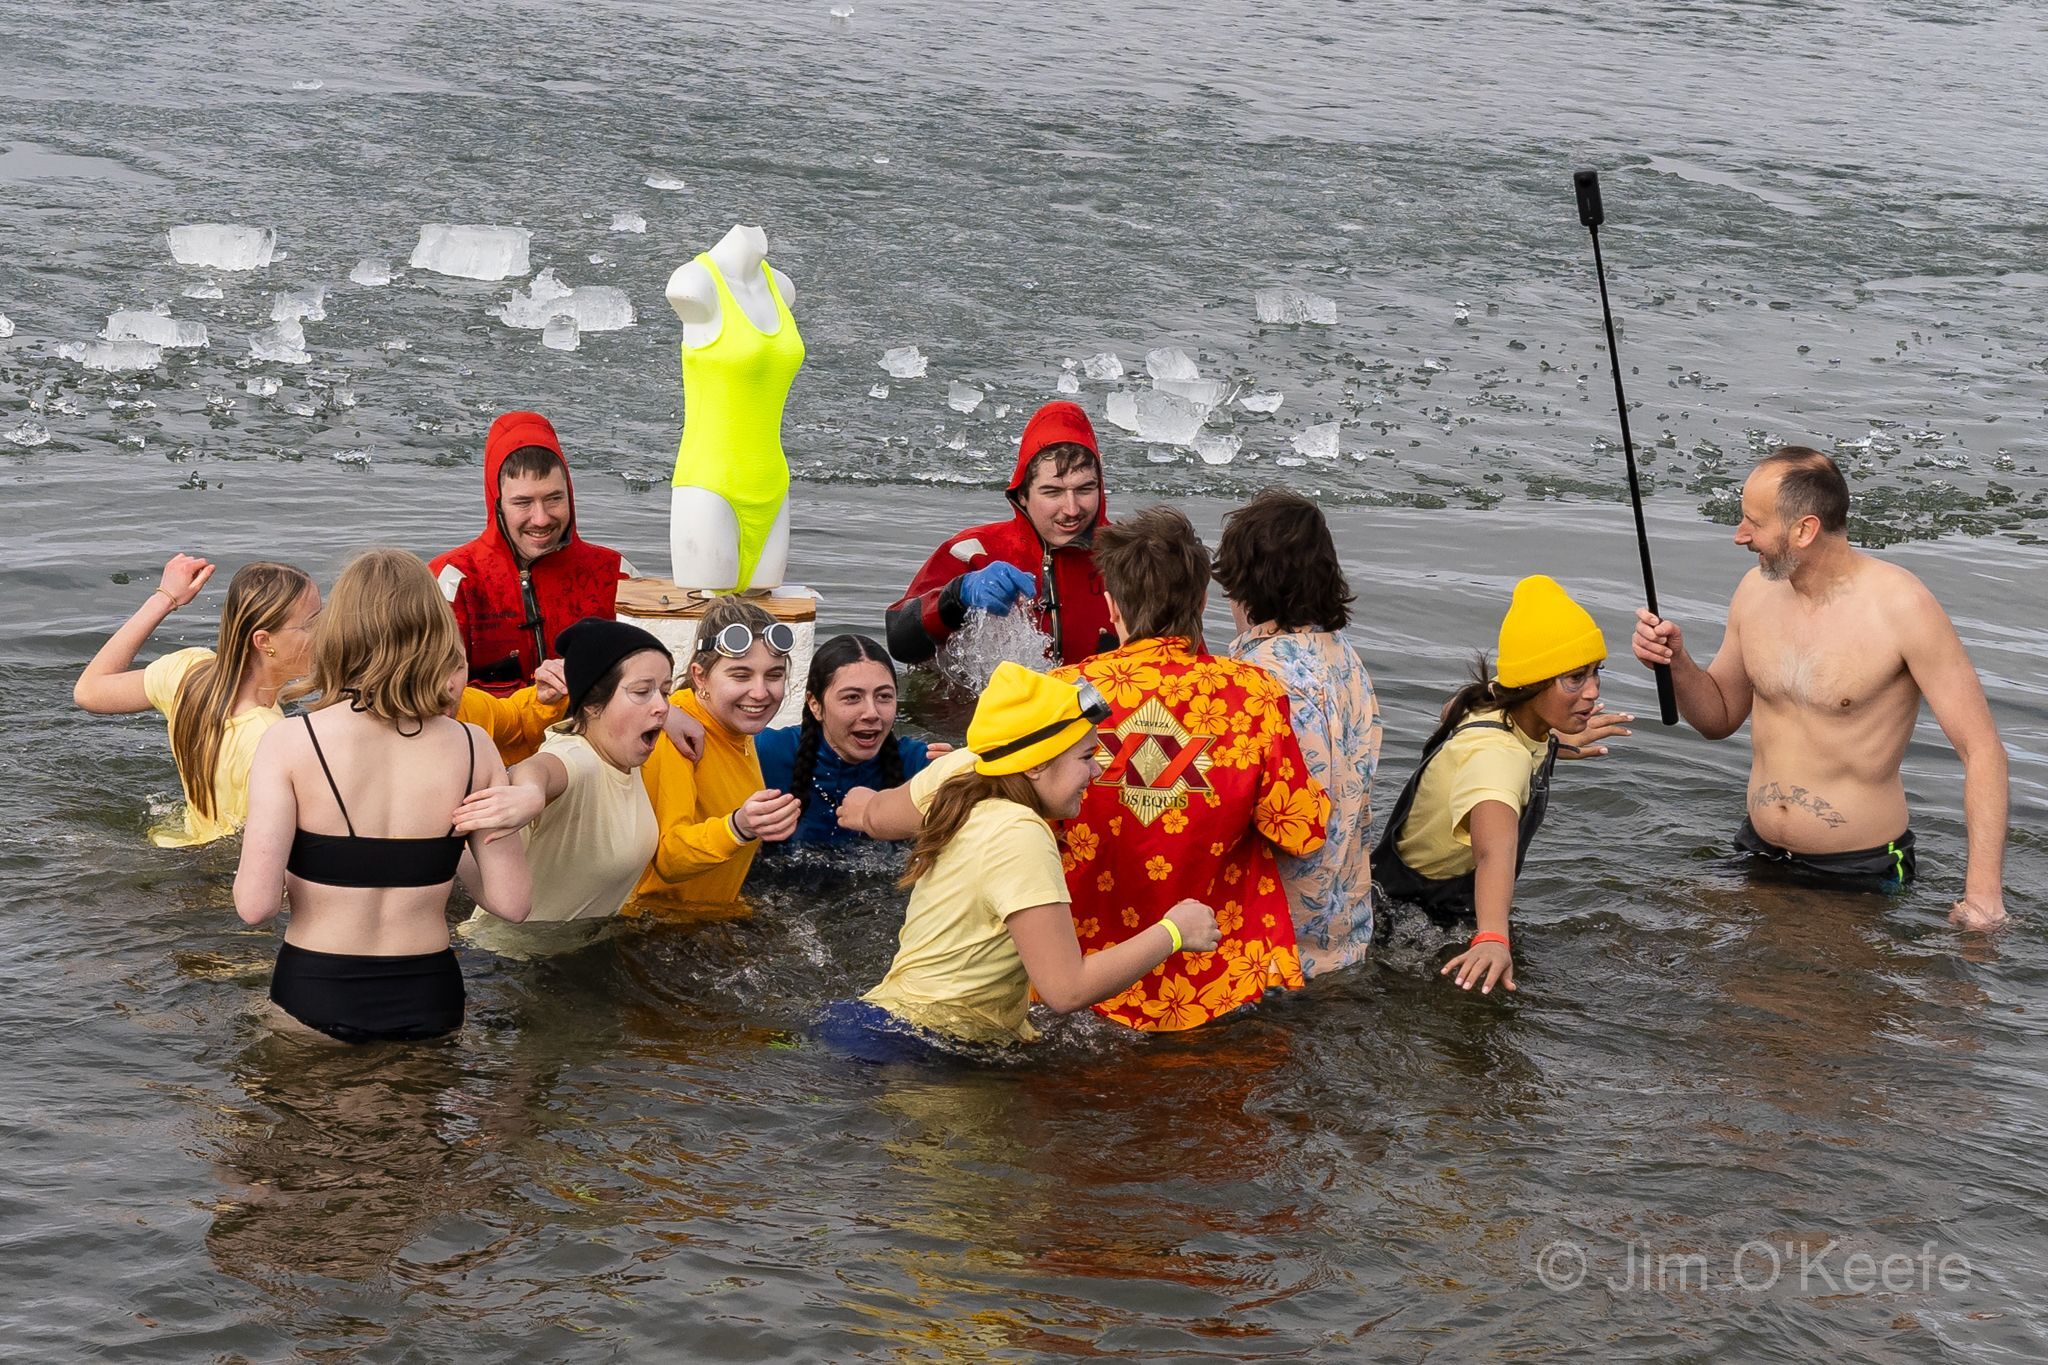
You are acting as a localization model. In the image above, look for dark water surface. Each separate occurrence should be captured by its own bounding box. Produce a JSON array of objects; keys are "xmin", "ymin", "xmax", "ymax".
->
[{"xmin": 5, "ymin": 2, "xmax": 2046, "ymax": 1360}]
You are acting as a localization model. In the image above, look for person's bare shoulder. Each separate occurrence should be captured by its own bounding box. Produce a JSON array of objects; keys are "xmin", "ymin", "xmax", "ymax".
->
[{"xmin": 1855, "ymin": 554, "xmax": 1946, "ymax": 625}]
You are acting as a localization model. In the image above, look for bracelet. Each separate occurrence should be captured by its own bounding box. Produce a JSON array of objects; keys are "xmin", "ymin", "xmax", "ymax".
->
[
  {"xmin": 153, "ymin": 587, "xmax": 180, "ymax": 608},
  {"xmin": 728, "ymin": 811, "xmax": 751, "ymax": 842},
  {"xmin": 1469, "ymin": 930, "xmax": 1511, "ymax": 950},
  {"xmin": 1160, "ymin": 918, "xmax": 1184, "ymax": 954}
]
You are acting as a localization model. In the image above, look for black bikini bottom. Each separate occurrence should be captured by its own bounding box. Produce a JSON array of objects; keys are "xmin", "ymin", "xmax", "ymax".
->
[
  {"xmin": 1733, "ymin": 819, "xmax": 1917, "ymax": 895},
  {"xmin": 269, "ymin": 941, "xmax": 465, "ymax": 1044}
]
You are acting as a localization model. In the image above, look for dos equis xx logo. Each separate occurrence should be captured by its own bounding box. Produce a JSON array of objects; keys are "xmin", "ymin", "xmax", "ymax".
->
[{"xmin": 1092, "ymin": 697, "xmax": 1213, "ymax": 826}]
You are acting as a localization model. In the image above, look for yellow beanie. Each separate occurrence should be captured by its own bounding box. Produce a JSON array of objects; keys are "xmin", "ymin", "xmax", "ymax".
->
[
  {"xmin": 1495, "ymin": 575, "xmax": 1607, "ymax": 688},
  {"xmin": 968, "ymin": 662, "xmax": 1100, "ymax": 776}
]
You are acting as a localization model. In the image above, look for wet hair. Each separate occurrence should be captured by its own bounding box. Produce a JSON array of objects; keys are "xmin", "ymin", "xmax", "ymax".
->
[
  {"xmin": 1758, "ymin": 446, "xmax": 1849, "ymax": 534},
  {"xmin": 290, "ymin": 549, "xmax": 466, "ymax": 731},
  {"xmin": 789, "ymin": 634, "xmax": 901, "ymax": 817},
  {"xmin": 1091, "ymin": 505, "xmax": 1210, "ymax": 645},
  {"xmin": 1016, "ymin": 442, "xmax": 1099, "ymax": 490},
  {"xmin": 1213, "ymin": 488, "xmax": 1354, "ymax": 632},
  {"xmin": 900, "ymin": 769, "xmax": 1050, "ymax": 887},
  {"xmin": 686, "ymin": 596, "xmax": 781, "ymax": 687},
  {"xmin": 168, "ymin": 560, "xmax": 314, "ymax": 822},
  {"xmin": 497, "ymin": 444, "xmax": 565, "ymax": 487},
  {"xmin": 1423, "ymin": 653, "xmax": 1549, "ymax": 753}
]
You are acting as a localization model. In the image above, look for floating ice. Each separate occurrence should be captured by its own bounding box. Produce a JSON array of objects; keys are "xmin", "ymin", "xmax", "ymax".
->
[
  {"xmin": 1107, "ymin": 388, "xmax": 1207, "ymax": 445},
  {"xmin": 869, "ymin": 383, "xmax": 889, "ymax": 399},
  {"xmin": 245, "ymin": 376, "xmax": 281, "ymax": 396},
  {"xmin": 1191, "ymin": 434, "xmax": 1239, "ymax": 465},
  {"xmin": 168, "ymin": 224, "xmax": 275, "ymax": 271},
  {"xmin": 945, "ymin": 433, "xmax": 967, "ymax": 451},
  {"xmin": 5, "ymin": 418, "xmax": 50, "ymax": 447},
  {"xmin": 249, "ymin": 319, "xmax": 311, "ymax": 365},
  {"xmin": 1293, "ymin": 422, "xmax": 1341, "ymax": 459},
  {"xmin": 872, "ymin": 155, "xmax": 890, "ymax": 165},
  {"xmin": 349, "ymin": 257, "xmax": 393, "ymax": 287},
  {"xmin": 1255, "ymin": 287, "xmax": 1336, "ymax": 325},
  {"xmin": 181, "ymin": 280, "xmax": 224, "ymax": 299},
  {"xmin": 332, "ymin": 449, "xmax": 372, "ymax": 466},
  {"xmin": 880, "ymin": 344, "xmax": 927, "ymax": 378},
  {"xmin": 270, "ymin": 286, "xmax": 327, "ymax": 322},
  {"xmin": 0, "ymin": 312, "xmax": 15, "ymax": 338},
  {"xmin": 291, "ymin": 78, "xmax": 324, "ymax": 91},
  {"xmin": 58, "ymin": 339, "xmax": 161, "ymax": 372},
  {"xmin": 1153, "ymin": 376, "xmax": 1225, "ymax": 407},
  {"xmin": 1239, "ymin": 389, "xmax": 1284, "ymax": 414},
  {"xmin": 1056, "ymin": 371, "xmax": 1080, "ymax": 394},
  {"xmin": 1453, "ymin": 300, "xmax": 1471, "ymax": 325},
  {"xmin": 936, "ymin": 607, "xmax": 1055, "ymax": 694},
  {"xmin": 378, "ymin": 338, "xmax": 410, "ymax": 351},
  {"xmin": 1145, "ymin": 347, "xmax": 1199, "ymax": 382},
  {"xmin": 494, "ymin": 268, "xmax": 634, "ymax": 331},
  {"xmin": 105, "ymin": 310, "xmax": 208, "ymax": 349},
  {"xmin": 830, "ymin": 4, "xmax": 855, "ymax": 17},
  {"xmin": 610, "ymin": 212, "xmax": 647, "ymax": 233},
  {"xmin": 542, "ymin": 316, "xmax": 579, "ymax": 351},
  {"xmin": 1082, "ymin": 351, "xmax": 1123, "ymax": 381},
  {"xmin": 408, "ymin": 224, "xmax": 531, "ymax": 281},
  {"xmin": 643, "ymin": 174, "xmax": 687, "ymax": 191},
  {"xmin": 947, "ymin": 380, "xmax": 983, "ymax": 414}
]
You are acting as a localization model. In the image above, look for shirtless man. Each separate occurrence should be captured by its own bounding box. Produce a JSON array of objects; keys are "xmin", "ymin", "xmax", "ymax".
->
[{"xmin": 1631, "ymin": 447, "xmax": 2008, "ymax": 929}]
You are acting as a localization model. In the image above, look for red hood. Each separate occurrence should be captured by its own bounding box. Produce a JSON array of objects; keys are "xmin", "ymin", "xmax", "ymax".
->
[
  {"xmin": 1006, "ymin": 400, "xmax": 1108, "ymax": 536},
  {"xmin": 480, "ymin": 410, "xmax": 582, "ymax": 559}
]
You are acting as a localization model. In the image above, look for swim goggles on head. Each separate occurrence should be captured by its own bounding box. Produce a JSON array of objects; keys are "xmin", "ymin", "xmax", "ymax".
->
[
  {"xmin": 976, "ymin": 680, "xmax": 1112, "ymax": 765},
  {"xmin": 696, "ymin": 621, "xmax": 797, "ymax": 658}
]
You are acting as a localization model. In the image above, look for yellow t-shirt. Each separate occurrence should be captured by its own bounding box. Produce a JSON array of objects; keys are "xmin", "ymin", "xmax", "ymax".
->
[
  {"xmin": 1393, "ymin": 710, "xmax": 1548, "ymax": 880},
  {"xmin": 141, "ymin": 647, "xmax": 282, "ymax": 848},
  {"xmin": 863, "ymin": 753, "xmax": 1067, "ymax": 1044}
]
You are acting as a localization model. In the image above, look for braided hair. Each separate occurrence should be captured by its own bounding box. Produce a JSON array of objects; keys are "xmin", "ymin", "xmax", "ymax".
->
[{"xmin": 790, "ymin": 634, "xmax": 903, "ymax": 817}]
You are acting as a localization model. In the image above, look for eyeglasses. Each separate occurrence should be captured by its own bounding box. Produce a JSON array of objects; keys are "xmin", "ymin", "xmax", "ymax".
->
[
  {"xmin": 696, "ymin": 620, "xmax": 796, "ymax": 658},
  {"xmin": 1555, "ymin": 663, "xmax": 1603, "ymax": 695}
]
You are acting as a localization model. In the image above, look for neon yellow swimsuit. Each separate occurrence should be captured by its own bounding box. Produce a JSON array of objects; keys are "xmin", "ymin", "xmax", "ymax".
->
[{"xmin": 672, "ymin": 255, "xmax": 806, "ymax": 590}]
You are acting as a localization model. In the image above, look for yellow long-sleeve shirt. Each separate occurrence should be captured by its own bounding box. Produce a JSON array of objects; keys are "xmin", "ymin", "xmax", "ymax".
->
[
  {"xmin": 632, "ymin": 688, "xmax": 763, "ymax": 912},
  {"xmin": 455, "ymin": 684, "xmax": 566, "ymax": 766}
]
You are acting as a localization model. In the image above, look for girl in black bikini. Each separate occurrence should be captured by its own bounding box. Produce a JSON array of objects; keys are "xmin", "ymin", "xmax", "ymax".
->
[{"xmin": 234, "ymin": 549, "xmax": 532, "ymax": 1043}]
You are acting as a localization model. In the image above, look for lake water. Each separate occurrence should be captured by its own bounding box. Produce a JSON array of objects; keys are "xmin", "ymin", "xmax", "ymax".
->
[{"xmin": 4, "ymin": 1, "xmax": 2046, "ymax": 1359}]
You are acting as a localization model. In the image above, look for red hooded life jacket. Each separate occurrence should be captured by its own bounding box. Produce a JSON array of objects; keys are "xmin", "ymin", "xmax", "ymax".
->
[
  {"xmin": 429, "ymin": 411, "xmax": 627, "ymax": 695},
  {"xmin": 885, "ymin": 400, "xmax": 1115, "ymax": 668}
]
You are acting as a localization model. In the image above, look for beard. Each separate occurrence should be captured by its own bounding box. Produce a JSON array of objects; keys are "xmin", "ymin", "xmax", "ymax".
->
[{"xmin": 1756, "ymin": 544, "xmax": 1799, "ymax": 581}]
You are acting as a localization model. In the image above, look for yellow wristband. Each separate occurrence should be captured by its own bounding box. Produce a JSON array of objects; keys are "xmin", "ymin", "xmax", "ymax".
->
[{"xmin": 1160, "ymin": 918, "xmax": 1183, "ymax": 955}]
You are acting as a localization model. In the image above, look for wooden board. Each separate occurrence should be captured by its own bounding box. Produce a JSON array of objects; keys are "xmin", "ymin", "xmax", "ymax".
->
[{"xmin": 614, "ymin": 577, "xmax": 818, "ymax": 622}]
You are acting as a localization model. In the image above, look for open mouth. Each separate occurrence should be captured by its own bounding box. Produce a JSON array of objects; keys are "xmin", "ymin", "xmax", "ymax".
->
[
  {"xmin": 638, "ymin": 723, "xmax": 664, "ymax": 747},
  {"xmin": 847, "ymin": 727, "xmax": 885, "ymax": 750}
]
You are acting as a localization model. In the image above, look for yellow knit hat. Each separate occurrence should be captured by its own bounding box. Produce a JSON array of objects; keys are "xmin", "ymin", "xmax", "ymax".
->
[
  {"xmin": 969, "ymin": 662, "xmax": 1103, "ymax": 776},
  {"xmin": 1495, "ymin": 575, "xmax": 1607, "ymax": 688}
]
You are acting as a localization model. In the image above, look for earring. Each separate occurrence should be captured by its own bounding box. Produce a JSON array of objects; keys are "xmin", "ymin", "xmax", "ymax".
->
[{"xmin": 265, "ymin": 647, "xmax": 276, "ymax": 658}]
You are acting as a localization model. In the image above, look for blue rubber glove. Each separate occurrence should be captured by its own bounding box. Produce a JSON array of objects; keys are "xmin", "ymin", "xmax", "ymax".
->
[{"xmin": 957, "ymin": 562, "xmax": 1036, "ymax": 615}]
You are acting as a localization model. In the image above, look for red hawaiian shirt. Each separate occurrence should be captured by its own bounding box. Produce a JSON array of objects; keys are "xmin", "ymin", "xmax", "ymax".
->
[{"xmin": 1053, "ymin": 637, "xmax": 1329, "ymax": 1030}]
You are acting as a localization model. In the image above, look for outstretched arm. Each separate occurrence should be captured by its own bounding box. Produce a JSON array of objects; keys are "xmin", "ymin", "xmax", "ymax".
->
[
  {"xmin": 1901, "ymin": 590, "xmax": 2008, "ymax": 928},
  {"xmin": 1631, "ymin": 581, "xmax": 1755, "ymax": 739},
  {"xmin": 1007, "ymin": 899, "xmax": 1220, "ymax": 1014},
  {"xmin": 74, "ymin": 554, "xmax": 215, "ymax": 714}
]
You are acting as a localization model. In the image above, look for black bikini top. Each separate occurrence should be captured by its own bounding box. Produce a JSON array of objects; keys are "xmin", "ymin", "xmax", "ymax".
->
[{"xmin": 286, "ymin": 715, "xmax": 475, "ymax": 889}]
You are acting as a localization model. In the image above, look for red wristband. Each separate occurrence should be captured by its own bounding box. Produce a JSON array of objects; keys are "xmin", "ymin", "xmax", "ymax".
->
[{"xmin": 1469, "ymin": 931, "xmax": 1511, "ymax": 950}]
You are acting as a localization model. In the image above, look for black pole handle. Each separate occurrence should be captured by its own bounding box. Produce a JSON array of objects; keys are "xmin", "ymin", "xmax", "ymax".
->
[{"xmin": 1576, "ymin": 168, "xmax": 1679, "ymax": 726}]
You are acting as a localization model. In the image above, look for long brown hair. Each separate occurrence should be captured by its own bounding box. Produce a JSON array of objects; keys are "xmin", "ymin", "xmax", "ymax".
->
[
  {"xmin": 168, "ymin": 560, "xmax": 313, "ymax": 821},
  {"xmin": 1423, "ymin": 652, "xmax": 1548, "ymax": 752},
  {"xmin": 288, "ymin": 549, "xmax": 466, "ymax": 729},
  {"xmin": 900, "ymin": 769, "xmax": 1051, "ymax": 887}
]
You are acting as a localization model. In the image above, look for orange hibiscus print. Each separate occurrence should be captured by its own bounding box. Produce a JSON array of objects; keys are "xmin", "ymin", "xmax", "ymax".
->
[
  {"xmin": 1090, "ymin": 655, "xmax": 1162, "ymax": 709},
  {"xmin": 1138, "ymin": 975, "xmax": 1207, "ymax": 1030},
  {"xmin": 1145, "ymin": 854, "xmax": 1172, "ymax": 881},
  {"xmin": 1185, "ymin": 694, "xmax": 1228, "ymax": 736},
  {"xmin": 1160, "ymin": 808, "xmax": 1188, "ymax": 835},
  {"xmin": 1066, "ymin": 822, "xmax": 1100, "ymax": 863},
  {"xmin": 1255, "ymin": 780, "xmax": 1325, "ymax": 851}
]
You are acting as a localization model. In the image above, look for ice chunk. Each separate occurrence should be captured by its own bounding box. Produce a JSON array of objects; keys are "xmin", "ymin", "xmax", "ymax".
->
[
  {"xmin": 0, "ymin": 313, "xmax": 15, "ymax": 338},
  {"xmin": 291, "ymin": 78, "xmax": 324, "ymax": 91},
  {"xmin": 245, "ymin": 376, "xmax": 281, "ymax": 396},
  {"xmin": 349, "ymin": 257, "xmax": 393, "ymax": 287},
  {"xmin": 408, "ymin": 224, "xmax": 531, "ymax": 281},
  {"xmin": 270, "ymin": 286, "xmax": 327, "ymax": 322},
  {"xmin": 168, "ymin": 224, "xmax": 276, "ymax": 271},
  {"xmin": 1082, "ymin": 351, "xmax": 1123, "ymax": 381},
  {"xmin": 494, "ymin": 268, "xmax": 634, "ymax": 332},
  {"xmin": 1255, "ymin": 287, "xmax": 1337, "ymax": 325},
  {"xmin": 1191, "ymin": 433, "xmax": 1239, "ymax": 465},
  {"xmin": 947, "ymin": 380, "xmax": 983, "ymax": 414},
  {"xmin": 880, "ymin": 344, "xmax": 927, "ymax": 378},
  {"xmin": 935, "ymin": 607, "xmax": 1055, "ymax": 693},
  {"xmin": 1292, "ymin": 422, "xmax": 1341, "ymax": 459},
  {"xmin": 830, "ymin": 4, "xmax": 855, "ymax": 18},
  {"xmin": 1453, "ymin": 300, "xmax": 1471, "ymax": 325},
  {"xmin": 1145, "ymin": 346, "xmax": 1199, "ymax": 382},
  {"xmin": 105, "ymin": 310, "xmax": 208, "ymax": 349},
  {"xmin": 1056, "ymin": 371, "xmax": 1080, "ymax": 394},
  {"xmin": 181, "ymin": 280, "xmax": 224, "ymax": 300},
  {"xmin": 1239, "ymin": 389, "xmax": 1284, "ymax": 414},
  {"xmin": 332, "ymin": 449, "xmax": 372, "ymax": 466},
  {"xmin": 869, "ymin": 383, "xmax": 889, "ymax": 399},
  {"xmin": 249, "ymin": 319, "xmax": 311, "ymax": 365},
  {"xmin": 58, "ymin": 339, "xmax": 162, "ymax": 372},
  {"xmin": 561, "ymin": 285, "xmax": 633, "ymax": 331},
  {"xmin": 643, "ymin": 174, "xmax": 687, "ymax": 191},
  {"xmin": 1107, "ymin": 388, "xmax": 1206, "ymax": 445},
  {"xmin": 5, "ymin": 418, "xmax": 51, "ymax": 448},
  {"xmin": 542, "ymin": 316, "xmax": 580, "ymax": 351},
  {"xmin": 1153, "ymin": 375, "xmax": 1225, "ymax": 407},
  {"xmin": 610, "ymin": 212, "xmax": 647, "ymax": 233}
]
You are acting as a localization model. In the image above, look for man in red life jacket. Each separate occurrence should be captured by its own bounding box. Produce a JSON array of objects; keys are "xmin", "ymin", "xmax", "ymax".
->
[
  {"xmin": 431, "ymin": 411, "xmax": 632, "ymax": 695},
  {"xmin": 885, "ymin": 400, "xmax": 1117, "ymax": 669}
]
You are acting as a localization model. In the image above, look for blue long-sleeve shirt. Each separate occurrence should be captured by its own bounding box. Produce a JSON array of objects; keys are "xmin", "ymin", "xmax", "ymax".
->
[{"xmin": 755, "ymin": 726, "xmax": 934, "ymax": 846}]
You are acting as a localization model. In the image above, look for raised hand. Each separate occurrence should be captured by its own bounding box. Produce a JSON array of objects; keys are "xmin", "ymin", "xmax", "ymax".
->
[
  {"xmin": 532, "ymin": 658, "xmax": 568, "ymax": 707},
  {"xmin": 958, "ymin": 562, "xmax": 1036, "ymax": 615},
  {"xmin": 157, "ymin": 553, "xmax": 216, "ymax": 608},
  {"xmin": 1557, "ymin": 705, "xmax": 1634, "ymax": 760}
]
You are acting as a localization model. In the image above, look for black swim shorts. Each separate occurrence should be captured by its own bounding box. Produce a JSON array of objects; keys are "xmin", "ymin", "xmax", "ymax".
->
[{"xmin": 1733, "ymin": 819, "xmax": 1916, "ymax": 894}]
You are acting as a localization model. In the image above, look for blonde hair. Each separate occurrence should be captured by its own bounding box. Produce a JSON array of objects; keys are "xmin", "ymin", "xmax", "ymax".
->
[
  {"xmin": 900, "ymin": 769, "xmax": 1050, "ymax": 887},
  {"xmin": 290, "ymin": 549, "xmax": 465, "ymax": 729},
  {"xmin": 686, "ymin": 596, "xmax": 780, "ymax": 687},
  {"xmin": 169, "ymin": 561, "xmax": 314, "ymax": 821}
]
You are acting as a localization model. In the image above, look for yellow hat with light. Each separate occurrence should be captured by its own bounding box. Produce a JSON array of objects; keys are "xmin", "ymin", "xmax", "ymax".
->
[
  {"xmin": 1495, "ymin": 575, "xmax": 1607, "ymax": 688},
  {"xmin": 968, "ymin": 662, "xmax": 1108, "ymax": 777}
]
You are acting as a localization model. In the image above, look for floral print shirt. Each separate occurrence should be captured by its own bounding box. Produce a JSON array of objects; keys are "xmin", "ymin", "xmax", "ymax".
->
[
  {"xmin": 1052, "ymin": 637, "xmax": 1329, "ymax": 1031},
  {"xmin": 1230, "ymin": 627, "xmax": 1382, "ymax": 975}
]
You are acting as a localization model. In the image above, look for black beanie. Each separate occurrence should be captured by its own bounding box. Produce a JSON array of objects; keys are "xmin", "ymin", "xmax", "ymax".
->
[{"xmin": 557, "ymin": 617, "xmax": 672, "ymax": 715}]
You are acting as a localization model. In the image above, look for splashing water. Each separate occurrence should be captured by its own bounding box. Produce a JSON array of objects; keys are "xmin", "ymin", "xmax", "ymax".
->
[{"xmin": 934, "ymin": 608, "xmax": 1056, "ymax": 693}]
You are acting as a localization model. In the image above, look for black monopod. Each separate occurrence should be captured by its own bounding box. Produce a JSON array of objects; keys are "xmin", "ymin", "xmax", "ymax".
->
[{"xmin": 1574, "ymin": 168, "xmax": 1678, "ymax": 727}]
